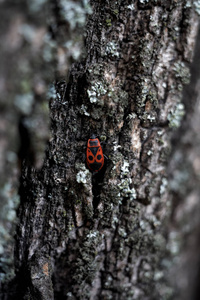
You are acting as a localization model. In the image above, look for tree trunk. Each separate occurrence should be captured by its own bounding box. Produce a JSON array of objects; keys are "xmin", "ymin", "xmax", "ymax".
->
[
  {"xmin": 0, "ymin": 1, "xmax": 200, "ymax": 299},
  {"xmin": 166, "ymin": 27, "xmax": 200, "ymax": 300}
]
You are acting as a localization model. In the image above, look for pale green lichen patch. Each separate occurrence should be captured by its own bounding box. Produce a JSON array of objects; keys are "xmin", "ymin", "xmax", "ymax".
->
[
  {"xmin": 167, "ymin": 231, "xmax": 181, "ymax": 256},
  {"xmin": 87, "ymin": 81, "xmax": 107, "ymax": 104},
  {"xmin": 106, "ymin": 18, "xmax": 112, "ymax": 27},
  {"xmin": 27, "ymin": 0, "xmax": 47, "ymax": 13},
  {"xmin": 121, "ymin": 160, "xmax": 130, "ymax": 176},
  {"xmin": 160, "ymin": 178, "xmax": 168, "ymax": 195},
  {"xmin": 75, "ymin": 163, "xmax": 93, "ymax": 220},
  {"xmin": 194, "ymin": 0, "xmax": 200, "ymax": 15},
  {"xmin": 99, "ymin": 134, "xmax": 107, "ymax": 142},
  {"xmin": 76, "ymin": 163, "xmax": 91, "ymax": 185},
  {"xmin": 119, "ymin": 178, "xmax": 137, "ymax": 201},
  {"xmin": 127, "ymin": 4, "xmax": 135, "ymax": 10},
  {"xmin": 60, "ymin": 0, "xmax": 92, "ymax": 30},
  {"xmin": 104, "ymin": 274, "xmax": 113, "ymax": 288},
  {"xmin": 63, "ymin": 40, "xmax": 83, "ymax": 60},
  {"xmin": 80, "ymin": 104, "xmax": 90, "ymax": 116},
  {"xmin": 173, "ymin": 61, "xmax": 191, "ymax": 85},
  {"xmin": 109, "ymin": 160, "xmax": 137, "ymax": 202},
  {"xmin": 139, "ymin": 0, "xmax": 150, "ymax": 4},
  {"xmin": 111, "ymin": 214, "xmax": 119, "ymax": 229},
  {"xmin": 167, "ymin": 103, "xmax": 185, "ymax": 128},
  {"xmin": 76, "ymin": 170, "xmax": 89, "ymax": 184},
  {"xmin": 185, "ymin": 0, "xmax": 192, "ymax": 8},
  {"xmin": 46, "ymin": 84, "xmax": 57, "ymax": 100},
  {"xmin": 143, "ymin": 111, "xmax": 157, "ymax": 124},
  {"xmin": 127, "ymin": 112, "xmax": 137, "ymax": 120},
  {"xmin": 105, "ymin": 41, "xmax": 120, "ymax": 58},
  {"xmin": 14, "ymin": 93, "xmax": 34, "ymax": 115}
]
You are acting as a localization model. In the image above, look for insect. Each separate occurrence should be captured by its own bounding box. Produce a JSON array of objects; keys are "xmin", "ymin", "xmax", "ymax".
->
[{"xmin": 86, "ymin": 134, "xmax": 104, "ymax": 173}]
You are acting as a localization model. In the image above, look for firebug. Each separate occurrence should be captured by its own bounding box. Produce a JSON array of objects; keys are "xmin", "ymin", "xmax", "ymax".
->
[{"xmin": 86, "ymin": 134, "xmax": 104, "ymax": 173}]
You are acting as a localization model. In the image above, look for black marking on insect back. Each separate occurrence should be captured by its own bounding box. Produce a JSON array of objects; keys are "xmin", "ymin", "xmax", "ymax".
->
[
  {"xmin": 97, "ymin": 155, "xmax": 102, "ymax": 160},
  {"xmin": 88, "ymin": 161, "xmax": 102, "ymax": 172},
  {"xmin": 89, "ymin": 140, "xmax": 99, "ymax": 146},
  {"xmin": 90, "ymin": 147, "xmax": 99, "ymax": 156}
]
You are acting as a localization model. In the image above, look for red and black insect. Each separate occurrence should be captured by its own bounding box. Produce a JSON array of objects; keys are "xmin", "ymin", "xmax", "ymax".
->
[{"xmin": 86, "ymin": 134, "xmax": 104, "ymax": 173}]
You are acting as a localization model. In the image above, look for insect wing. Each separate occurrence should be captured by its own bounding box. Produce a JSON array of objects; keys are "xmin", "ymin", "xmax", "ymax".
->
[{"xmin": 86, "ymin": 138, "xmax": 104, "ymax": 172}]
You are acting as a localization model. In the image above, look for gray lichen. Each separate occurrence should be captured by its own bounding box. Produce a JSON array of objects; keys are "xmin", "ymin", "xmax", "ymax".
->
[
  {"xmin": 87, "ymin": 81, "xmax": 107, "ymax": 104},
  {"xmin": 168, "ymin": 103, "xmax": 185, "ymax": 129},
  {"xmin": 173, "ymin": 61, "xmax": 191, "ymax": 86},
  {"xmin": 194, "ymin": 0, "xmax": 200, "ymax": 15},
  {"xmin": 0, "ymin": 183, "xmax": 19, "ymax": 282},
  {"xmin": 60, "ymin": 0, "xmax": 92, "ymax": 30},
  {"xmin": 105, "ymin": 41, "xmax": 120, "ymax": 58},
  {"xmin": 76, "ymin": 163, "xmax": 91, "ymax": 185}
]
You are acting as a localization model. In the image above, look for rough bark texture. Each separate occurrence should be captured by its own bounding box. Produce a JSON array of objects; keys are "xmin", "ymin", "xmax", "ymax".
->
[
  {"xmin": 0, "ymin": 0, "xmax": 200, "ymax": 300},
  {"xmin": 166, "ymin": 28, "xmax": 200, "ymax": 300}
]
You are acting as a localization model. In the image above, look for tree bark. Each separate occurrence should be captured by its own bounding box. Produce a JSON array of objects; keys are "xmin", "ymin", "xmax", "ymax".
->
[
  {"xmin": 0, "ymin": 1, "xmax": 200, "ymax": 300},
  {"xmin": 166, "ymin": 27, "xmax": 200, "ymax": 300}
]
